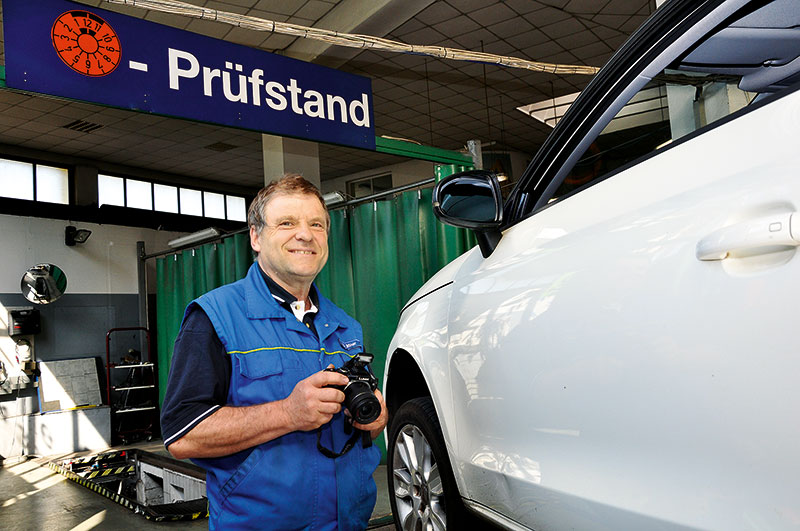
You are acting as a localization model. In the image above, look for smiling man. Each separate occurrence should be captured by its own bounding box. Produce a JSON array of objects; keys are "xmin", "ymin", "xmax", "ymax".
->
[{"xmin": 160, "ymin": 174, "xmax": 387, "ymax": 530}]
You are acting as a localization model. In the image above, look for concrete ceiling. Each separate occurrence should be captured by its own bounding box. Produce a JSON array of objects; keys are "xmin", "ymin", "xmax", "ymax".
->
[{"xmin": 0, "ymin": 0, "xmax": 655, "ymax": 194}]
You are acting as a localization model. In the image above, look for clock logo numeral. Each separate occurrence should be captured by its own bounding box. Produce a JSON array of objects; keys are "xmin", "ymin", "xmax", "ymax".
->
[{"xmin": 52, "ymin": 10, "xmax": 121, "ymax": 77}]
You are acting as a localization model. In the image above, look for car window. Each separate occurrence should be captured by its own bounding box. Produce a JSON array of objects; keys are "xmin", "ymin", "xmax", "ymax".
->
[
  {"xmin": 511, "ymin": 0, "xmax": 800, "ymax": 215},
  {"xmin": 548, "ymin": 69, "xmax": 757, "ymax": 203}
]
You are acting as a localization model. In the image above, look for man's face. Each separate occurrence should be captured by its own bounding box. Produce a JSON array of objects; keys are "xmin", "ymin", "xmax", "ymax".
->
[{"xmin": 250, "ymin": 193, "xmax": 329, "ymax": 291}]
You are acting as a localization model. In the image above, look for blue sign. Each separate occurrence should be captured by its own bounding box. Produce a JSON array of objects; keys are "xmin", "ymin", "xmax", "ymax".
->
[{"xmin": 3, "ymin": 0, "xmax": 375, "ymax": 150}]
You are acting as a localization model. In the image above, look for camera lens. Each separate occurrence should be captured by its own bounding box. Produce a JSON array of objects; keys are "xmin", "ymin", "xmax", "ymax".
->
[
  {"xmin": 344, "ymin": 381, "xmax": 380, "ymax": 424},
  {"xmin": 353, "ymin": 398, "xmax": 380, "ymax": 424}
]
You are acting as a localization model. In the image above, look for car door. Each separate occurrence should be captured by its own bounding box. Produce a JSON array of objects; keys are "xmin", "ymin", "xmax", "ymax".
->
[{"xmin": 444, "ymin": 1, "xmax": 800, "ymax": 529}]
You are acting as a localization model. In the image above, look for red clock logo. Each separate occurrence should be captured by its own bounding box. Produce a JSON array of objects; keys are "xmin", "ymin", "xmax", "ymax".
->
[{"xmin": 51, "ymin": 10, "xmax": 121, "ymax": 77}]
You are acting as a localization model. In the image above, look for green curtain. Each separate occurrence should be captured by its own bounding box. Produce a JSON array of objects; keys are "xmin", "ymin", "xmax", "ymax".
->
[
  {"xmin": 155, "ymin": 164, "xmax": 475, "ymax": 458},
  {"xmin": 315, "ymin": 209, "xmax": 356, "ymax": 317},
  {"xmin": 156, "ymin": 233, "xmax": 252, "ymax": 405}
]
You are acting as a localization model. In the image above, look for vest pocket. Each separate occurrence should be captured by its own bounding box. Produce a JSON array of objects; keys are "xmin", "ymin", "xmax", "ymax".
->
[
  {"xmin": 239, "ymin": 350, "xmax": 285, "ymax": 379},
  {"xmin": 233, "ymin": 350, "xmax": 305, "ymax": 405}
]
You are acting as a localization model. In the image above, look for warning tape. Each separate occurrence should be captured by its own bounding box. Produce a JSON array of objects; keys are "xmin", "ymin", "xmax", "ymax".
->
[
  {"xmin": 82, "ymin": 465, "xmax": 134, "ymax": 479},
  {"xmin": 70, "ymin": 451, "xmax": 124, "ymax": 466},
  {"xmin": 48, "ymin": 461, "xmax": 138, "ymax": 512},
  {"xmin": 49, "ymin": 457, "xmax": 208, "ymax": 521}
]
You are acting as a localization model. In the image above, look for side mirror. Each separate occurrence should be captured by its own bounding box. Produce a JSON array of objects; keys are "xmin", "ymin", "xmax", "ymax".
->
[{"xmin": 433, "ymin": 170, "xmax": 503, "ymax": 257}]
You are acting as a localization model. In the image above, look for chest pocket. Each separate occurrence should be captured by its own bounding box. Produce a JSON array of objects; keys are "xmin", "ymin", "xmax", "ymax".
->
[{"xmin": 232, "ymin": 349, "xmax": 307, "ymax": 405}]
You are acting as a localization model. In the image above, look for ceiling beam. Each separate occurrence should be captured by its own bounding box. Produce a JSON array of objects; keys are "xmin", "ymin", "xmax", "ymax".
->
[{"xmin": 283, "ymin": 0, "xmax": 435, "ymax": 67}]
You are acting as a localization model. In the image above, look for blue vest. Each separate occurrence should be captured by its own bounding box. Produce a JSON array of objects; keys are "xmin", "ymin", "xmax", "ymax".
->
[{"xmin": 189, "ymin": 263, "xmax": 380, "ymax": 530}]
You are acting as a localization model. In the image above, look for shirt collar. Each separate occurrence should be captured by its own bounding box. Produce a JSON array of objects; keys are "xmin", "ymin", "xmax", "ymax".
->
[{"xmin": 256, "ymin": 263, "xmax": 319, "ymax": 314}]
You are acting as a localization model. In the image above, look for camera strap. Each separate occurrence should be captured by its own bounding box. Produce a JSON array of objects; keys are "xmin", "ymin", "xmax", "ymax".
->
[{"xmin": 316, "ymin": 427, "xmax": 372, "ymax": 459}]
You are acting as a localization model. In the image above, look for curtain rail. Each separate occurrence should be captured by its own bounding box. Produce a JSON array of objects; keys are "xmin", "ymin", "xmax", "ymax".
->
[{"xmin": 329, "ymin": 177, "xmax": 435, "ymax": 210}]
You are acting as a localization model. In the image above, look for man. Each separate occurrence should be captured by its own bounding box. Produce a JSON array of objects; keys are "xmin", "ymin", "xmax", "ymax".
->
[{"xmin": 160, "ymin": 174, "xmax": 388, "ymax": 530}]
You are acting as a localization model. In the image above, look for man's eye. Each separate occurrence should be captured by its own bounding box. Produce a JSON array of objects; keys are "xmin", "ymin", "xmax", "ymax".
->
[
  {"xmin": 311, "ymin": 222, "xmax": 325, "ymax": 229},
  {"xmin": 279, "ymin": 221, "xmax": 294, "ymax": 227}
]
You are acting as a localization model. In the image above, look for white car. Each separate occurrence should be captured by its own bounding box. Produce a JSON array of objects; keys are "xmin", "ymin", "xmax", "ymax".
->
[{"xmin": 383, "ymin": 0, "xmax": 800, "ymax": 529}]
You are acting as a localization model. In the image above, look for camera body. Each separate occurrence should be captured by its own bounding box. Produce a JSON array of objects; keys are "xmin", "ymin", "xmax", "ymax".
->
[{"xmin": 325, "ymin": 352, "xmax": 380, "ymax": 425}]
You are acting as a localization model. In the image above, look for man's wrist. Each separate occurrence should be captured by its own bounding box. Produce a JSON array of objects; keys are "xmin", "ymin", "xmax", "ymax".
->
[{"xmin": 271, "ymin": 398, "xmax": 295, "ymax": 433}]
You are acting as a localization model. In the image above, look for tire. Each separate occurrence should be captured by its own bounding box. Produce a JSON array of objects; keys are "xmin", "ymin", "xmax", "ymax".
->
[{"xmin": 387, "ymin": 397, "xmax": 468, "ymax": 530}]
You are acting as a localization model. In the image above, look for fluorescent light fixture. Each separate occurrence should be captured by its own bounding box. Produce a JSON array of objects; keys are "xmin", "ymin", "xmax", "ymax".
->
[
  {"xmin": 519, "ymin": 85, "xmax": 669, "ymax": 134},
  {"xmin": 322, "ymin": 191, "xmax": 345, "ymax": 206},
  {"xmin": 517, "ymin": 91, "xmax": 580, "ymax": 128},
  {"xmin": 168, "ymin": 227, "xmax": 221, "ymax": 248}
]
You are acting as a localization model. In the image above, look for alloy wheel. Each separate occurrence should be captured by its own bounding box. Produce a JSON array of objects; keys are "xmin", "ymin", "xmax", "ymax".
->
[{"xmin": 391, "ymin": 424, "xmax": 447, "ymax": 531}]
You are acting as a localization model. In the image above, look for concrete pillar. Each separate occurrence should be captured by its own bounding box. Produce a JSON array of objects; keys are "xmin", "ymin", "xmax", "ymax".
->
[
  {"xmin": 261, "ymin": 134, "xmax": 321, "ymax": 189},
  {"xmin": 665, "ymin": 77, "xmax": 750, "ymax": 141},
  {"xmin": 665, "ymin": 83, "xmax": 701, "ymax": 140},
  {"xmin": 466, "ymin": 140, "xmax": 482, "ymax": 170},
  {"xmin": 73, "ymin": 165, "xmax": 99, "ymax": 206},
  {"xmin": 703, "ymin": 82, "xmax": 750, "ymax": 124}
]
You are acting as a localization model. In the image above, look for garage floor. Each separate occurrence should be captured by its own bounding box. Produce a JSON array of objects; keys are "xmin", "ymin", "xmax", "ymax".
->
[{"xmin": 0, "ymin": 441, "xmax": 394, "ymax": 530}]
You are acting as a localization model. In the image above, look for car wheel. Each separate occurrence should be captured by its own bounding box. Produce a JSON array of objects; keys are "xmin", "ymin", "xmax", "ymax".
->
[{"xmin": 387, "ymin": 397, "xmax": 467, "ymax": 530}]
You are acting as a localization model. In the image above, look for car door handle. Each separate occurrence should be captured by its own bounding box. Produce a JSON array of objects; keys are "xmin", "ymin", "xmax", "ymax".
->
[{"xmin": 696, "ymin": 212, "xmax": 800, "ymax": 261}]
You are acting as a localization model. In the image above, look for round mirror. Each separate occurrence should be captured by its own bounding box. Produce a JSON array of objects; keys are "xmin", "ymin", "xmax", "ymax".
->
[{"xmin": 21, "ymin": 264, "xmax": 67, "ymax": 304}]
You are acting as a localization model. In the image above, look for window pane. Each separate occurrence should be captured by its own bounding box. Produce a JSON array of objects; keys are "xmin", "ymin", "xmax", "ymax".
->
[
  {"xmin": 154, "ymin": 183, "xmax": 179, "ymax": 213},
  {"xmin": 36, "ymin": 165, "xmax": 69, "ymax": 204},
  {"xmin": 349, "ymin": 180, "xmax": 373, "ymax": 198},
  {"xmin": 226, "ymin": 195, "xmax": 246, "ymax": 222},
  {"xmin": 180, "ymin": 188, "xmax": 203, "ymax": 216},
  {"xmin": 549, "ymin": 70, "xmax": 755, "ymax": 203},
  {"xmin": 0, "ymin": 159, "xmax": 34, "ymax": 200},
  {"xmin": 348, "ymin": 173, "xmax": 392, "ymax": 199},
  {"xmin": 98, "ymin": 174, "xmax": 124, "ymax": 207},
  {"xmin": 204, "ymin": 191, "xmax": 225, "ymax": 219},
  {"xmin": 126, "ymin": 179, "xmax": 153, "ymax": 210},
  {"xmin": 373, "ymin": 174, "xmax": 393, "ymax": 193}
]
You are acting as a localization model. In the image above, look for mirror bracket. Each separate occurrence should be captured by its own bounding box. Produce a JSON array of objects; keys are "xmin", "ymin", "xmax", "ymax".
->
[{"xmin": 477, "ymin": 229, "xmax": 502, "ymax": 258}]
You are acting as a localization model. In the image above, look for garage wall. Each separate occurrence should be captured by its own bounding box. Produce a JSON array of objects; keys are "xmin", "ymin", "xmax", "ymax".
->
[
  {"xmin": 0, "ymin": 213, "xmax": 182, "ymax": 295},
  {"xmin": 0, "ymin": 213, "xmax": 184, "ymax": 421},
  {"xmin": 0, "ymin": 213, "xmax": 184, "ymax": 361}
]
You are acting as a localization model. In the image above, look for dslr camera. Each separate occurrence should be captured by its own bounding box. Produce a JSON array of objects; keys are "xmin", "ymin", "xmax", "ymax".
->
[{"xmin": 325, "ymin": 352, "xmax": 380, "ymax": 424}]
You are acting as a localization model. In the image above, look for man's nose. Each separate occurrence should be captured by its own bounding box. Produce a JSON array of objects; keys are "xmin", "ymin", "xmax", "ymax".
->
[{"xmin": 294, "ymin": 222, "xmax": 313, "ymax": 241}]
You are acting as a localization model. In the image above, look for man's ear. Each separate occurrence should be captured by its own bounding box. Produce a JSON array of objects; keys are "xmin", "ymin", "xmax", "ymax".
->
[{"xmin": 249, "ymin": 225, "xmax": 261, "ymax": 253}]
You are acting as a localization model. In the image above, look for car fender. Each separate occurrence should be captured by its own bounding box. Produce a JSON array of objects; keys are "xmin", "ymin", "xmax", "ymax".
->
[{"xmin": 384, "ymin": 245, "xmax": 486, "ymax": 493}]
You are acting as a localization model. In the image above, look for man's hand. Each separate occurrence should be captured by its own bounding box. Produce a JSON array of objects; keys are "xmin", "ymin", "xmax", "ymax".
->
[
  {"xmin": 353, "ymin": 389, "xmax": 389, "ymax": 440},
  {"xmin": 280, "ymin": 369, "xmax": 349, "ymax": 432}
]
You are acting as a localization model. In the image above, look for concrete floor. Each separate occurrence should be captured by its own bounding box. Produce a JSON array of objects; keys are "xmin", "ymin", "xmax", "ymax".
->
[{"xmin": 0, "ymin": 441, "xmax": 395, "ymax": 530}]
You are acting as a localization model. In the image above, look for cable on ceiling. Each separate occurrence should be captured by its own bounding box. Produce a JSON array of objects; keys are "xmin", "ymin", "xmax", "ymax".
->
[{"xmin": 90, "ymin": 0, "xmax": 601, "ymax": 76}]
